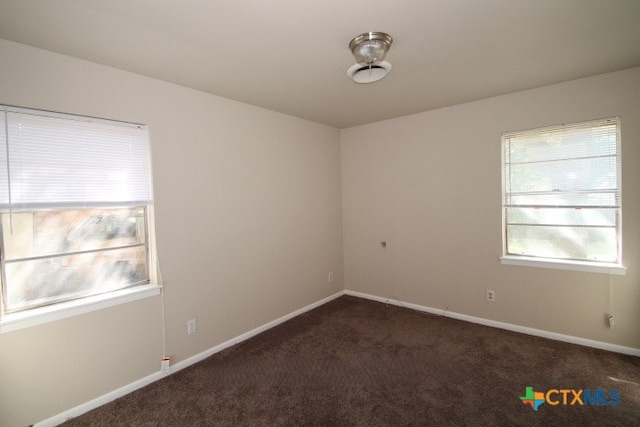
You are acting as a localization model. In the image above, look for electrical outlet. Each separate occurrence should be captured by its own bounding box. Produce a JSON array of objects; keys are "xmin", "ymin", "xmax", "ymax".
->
[
  {"xmin": 607, "ymin": 314, "xmax": 615, "ymax": 329},
  {"xmin": 486, "ymin": 290, "xmax": 496, "ymax": 302},
  {"xmin": 187, "ymin": 319, "xmax": 197, "ymax": 334},
  {"xmin": 328, "ymin": 272, "xmax": 333, "ymax": 283}
]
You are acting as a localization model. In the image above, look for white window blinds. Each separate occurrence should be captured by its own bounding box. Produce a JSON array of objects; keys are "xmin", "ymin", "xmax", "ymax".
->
[
  {"xmin": 0, "ymin": 106, "xmax": 152, "ymax": 211},
  {"xmin": 503, "ymin": 118, "xmax": 619, "ymax": 209}
]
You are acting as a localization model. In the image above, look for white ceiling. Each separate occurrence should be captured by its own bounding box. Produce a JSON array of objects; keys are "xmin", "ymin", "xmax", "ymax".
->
[{"xmin": 1, "ymin": 0, "xmax": 640, "ymax": 129}]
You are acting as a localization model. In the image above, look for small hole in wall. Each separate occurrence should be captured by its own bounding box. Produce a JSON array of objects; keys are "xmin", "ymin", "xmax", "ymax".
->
[{"xmin": 381, "ymin": 241, "xmax": 387, "ymax": 248}]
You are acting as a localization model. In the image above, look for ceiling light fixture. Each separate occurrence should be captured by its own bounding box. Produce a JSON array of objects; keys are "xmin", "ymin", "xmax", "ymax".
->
[{"xmin": 347, "ymin": 32, "xmax": 393, "ymax": 84}]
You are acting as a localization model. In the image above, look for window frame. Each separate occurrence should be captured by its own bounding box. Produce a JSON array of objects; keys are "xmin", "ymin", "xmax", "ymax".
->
[
  {"xmin": 500, "ymin": 117, "xmax": 626, "ymax": 275},
  {"xmin": 0, "ymin": 105, "xmax": 160, "ymax": 332}
]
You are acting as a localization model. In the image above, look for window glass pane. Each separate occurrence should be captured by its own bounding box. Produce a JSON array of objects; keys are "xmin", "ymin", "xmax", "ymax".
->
[
  {"xmin": 506, "ymin": 207, "xmax": 616, "ymax": 226},
  {"xmin": 2, "ymin": 208, "xmax": 146, "ymax": 259},
  {"xmin": 506, "ymin": 225, "xmax": 617, "ymax": 262},
  {"xmin": 506, "ymin": 156, "xmax": 617, "ymax": 195},
  {"xmin": 4, "ymin": 245, "xmax": 148, "ymax": 312}
]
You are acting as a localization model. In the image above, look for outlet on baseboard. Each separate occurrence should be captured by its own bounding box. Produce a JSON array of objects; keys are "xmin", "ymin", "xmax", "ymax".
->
[{"xmin": 161, "ymin": 356, "xmax": 170, "ymax": 373}]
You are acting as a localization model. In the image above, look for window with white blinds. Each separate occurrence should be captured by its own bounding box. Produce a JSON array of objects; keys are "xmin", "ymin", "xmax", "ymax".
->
[
  {"xmin": 0, "ymin": 105, "xmax": 157, "ymax": 317},
  {"xmin": 502, "ymin": 117, "xmax": 622, "ymax": 269}
]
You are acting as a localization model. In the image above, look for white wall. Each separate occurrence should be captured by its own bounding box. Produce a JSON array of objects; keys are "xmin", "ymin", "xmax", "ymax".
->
[
  {"xmin": 341, "ymin": 67, "xmax": 640, "ymax": 350},
  {"xmin": 0, "ymin": 39, "xmax": 344, "ymax": 427}
]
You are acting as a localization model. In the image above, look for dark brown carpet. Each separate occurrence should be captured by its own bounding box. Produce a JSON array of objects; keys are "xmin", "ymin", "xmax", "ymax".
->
[{"xmin": 63, "ymin": 296, "xmax": 640, "ymax": 426}]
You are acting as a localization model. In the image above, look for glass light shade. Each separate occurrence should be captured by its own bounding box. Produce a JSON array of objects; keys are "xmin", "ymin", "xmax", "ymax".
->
[
  {"xmin": 353, "ymin": 40, "xmax": 388, "ymax": 64},
  {"xmin": 349, "ymin": 32, "xmax": 393, "ymax": 65}
]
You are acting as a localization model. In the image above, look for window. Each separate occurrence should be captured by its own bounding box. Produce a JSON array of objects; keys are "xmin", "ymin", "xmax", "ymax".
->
[
  {"xmin": 501, "ymin": 117, "xmax": 625, "ymax": 274},
  {"xmin": 0, "ymin": 105, "xmax": 158, "ymax": 326}
]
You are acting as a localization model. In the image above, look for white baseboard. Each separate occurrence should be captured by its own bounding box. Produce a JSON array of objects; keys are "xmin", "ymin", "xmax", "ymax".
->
[
  {"xmin": 345, "ymin": 289, "xmax": 640, "ymax": 357},
  {"xmin": 34, "ymin": 371, "xmax": 164, "ymax": 427},
  {"xmin": 34, "ymin": 290, "xmax": 345, "ymax": 427}
]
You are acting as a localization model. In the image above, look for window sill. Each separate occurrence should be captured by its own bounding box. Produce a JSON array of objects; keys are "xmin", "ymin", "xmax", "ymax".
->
[
  {"xmin": 0, "ymin": 284, "xmax": 162, "ymax": 333},
  {"xmin": 500, "ymin": 256, "xmax": 626, "ymax": 275}
]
